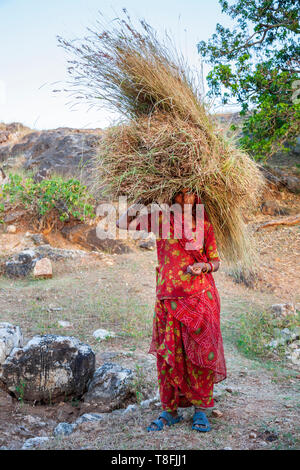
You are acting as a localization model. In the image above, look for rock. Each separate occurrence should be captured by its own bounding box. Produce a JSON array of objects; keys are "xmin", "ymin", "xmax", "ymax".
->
[
  {"xmin": 138, "ymin": 239, "xmax": 156, "ymax": 250},
  {"xmin": 22, "ymin": 437, "xmax": 50, "ymax": 450},
  {"xmin": 140, "ymin": 397, "xmax": 159, "ymax": 409},
  {"xmin": 53, "ymin": 422, "xmax": 77, "ymax": 437},
  {"xmin": 123, "ymin": 404, "xmax": 138, "ymax": 414},
  {"xmin": 269, "ymin": 303, "xmax": 296, "ymax": 317},
  {"xmin": 33, "ymin": 244, "xmax": 102, "ymax": 261},
  {"xmin": 26, "ymin": 233, "xmax": 49, "ymax": 246},
  {"xmin": 33, "ymin": 168, "xmax": 51, "ymax": 183},
  {"xmin": 6, "ymin": 225, "xmax": 17, "ymax": 234},
  {"xmin": 285, "ymin": 176, "xmax": 300, "ymax": 194},
  {"xmin": 61, "ymin": 224, "xmax": 132, "ymax": 254},
  {"xmin": 0, "ymin": 335, "xmax": 95, "ymax": 403},
  {"xmin": 260, "ymin": 166, "xmax": 300, "ymax": 194},
  {"xmin": 92, "ymin": 329, "xmax": 116, "ymax": 341},
  {"xmin": 33, "ymin": 257, "xmax": 53, "ymax": 279},
  {"xmin": 75, "ymin": 413, "xmax": 108, "ymax": 425},
  {"xmin": 0, "ymin": 127, "xmax": 103, "ymax": 176},
  {"xmin": 0, "ymin": 322, "xmax": 23, "ymax": 364},
  {"xmin": 212, "ymin": 409, "xmax": 223, "ymax": 418},
  {"xmin": 5, "ymin": 249, "xmax": 36, "ymax": 278},
  {"xmin": 287, "ymin": 349, "xmax": 300, "ymax": 366},
  {"xmin": 249, "ymin": 432, "xmax": 257, "ymax": 439},
  {"xmin": 57, "ymin": 321, "xmax": 72, "ymax": 328},
  {"xmin": 3, "ymin": 210, "xmax": 26, "ymax": 224},
  {"xmin": 22, "ymin": 415, "xmax": 47, "ymax": 427},
  {"xmin": 83, "ymin": 362, "xmax": 136, "ymax": 412},
  {"xmin": 260, "ymin": 200, "xmax": 290, "ymax": 216}
]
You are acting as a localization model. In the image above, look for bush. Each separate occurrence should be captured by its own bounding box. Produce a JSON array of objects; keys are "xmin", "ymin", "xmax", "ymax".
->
[{"xmin": 0, "ymin": 173, "xmax": 96, "ymax": 230}]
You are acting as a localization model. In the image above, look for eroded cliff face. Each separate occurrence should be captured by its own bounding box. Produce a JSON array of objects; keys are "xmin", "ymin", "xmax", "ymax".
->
[{"xmin": 0, "ymin": 123, "xmax": 104, "ymax": 176}]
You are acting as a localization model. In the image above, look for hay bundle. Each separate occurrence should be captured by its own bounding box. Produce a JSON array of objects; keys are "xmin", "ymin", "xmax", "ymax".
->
[{"xmin": 59, "ymin": 10, "xmax": 265, "ymax": 264}]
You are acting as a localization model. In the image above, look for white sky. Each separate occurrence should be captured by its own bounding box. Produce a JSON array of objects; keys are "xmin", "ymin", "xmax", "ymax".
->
[{"xmin": 0, "ymin": 0, "xmax": 237, "ymax": 130}]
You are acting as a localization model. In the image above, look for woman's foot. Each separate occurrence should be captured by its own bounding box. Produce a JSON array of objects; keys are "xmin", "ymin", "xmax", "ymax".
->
[
  {"xmin": 147, "ymin": 410, "xmax": 183, "ymax": 431},
  {"xmin": 192, "ymin": 408, "xmax": 211, "ymax": 432}
]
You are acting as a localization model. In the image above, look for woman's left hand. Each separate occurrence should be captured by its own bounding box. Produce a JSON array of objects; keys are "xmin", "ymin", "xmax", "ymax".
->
[{"xmin": 186, "ymin": 263, "xmax": 209, "ymax": 275}]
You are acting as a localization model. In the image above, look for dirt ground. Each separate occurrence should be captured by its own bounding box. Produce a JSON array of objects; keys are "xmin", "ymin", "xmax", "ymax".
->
[
  {"xmin": 0, "ymin": 184, "xmax": 299, "ymax": 450},
  {"xmin": 0, "ymin": 224, "xmax": 299, "ymax": 449}
]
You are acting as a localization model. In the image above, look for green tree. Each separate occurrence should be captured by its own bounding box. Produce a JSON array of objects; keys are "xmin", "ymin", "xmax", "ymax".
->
[{"xmin": 198, "ymin": 0, "xmax": 300, "ymax": 160}]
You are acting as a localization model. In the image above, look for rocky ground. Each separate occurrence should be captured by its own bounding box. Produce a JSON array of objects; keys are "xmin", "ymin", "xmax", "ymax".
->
[
  {"xmin": 0, "ymin": 121, "xmax": 299, "ymax": 450},
  {"xmin": 0, "ymin": 206, "xmax": 299, "ymax": 449}
]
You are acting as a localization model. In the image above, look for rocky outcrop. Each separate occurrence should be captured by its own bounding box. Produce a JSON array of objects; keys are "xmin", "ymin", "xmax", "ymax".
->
[
  {"xmin": 0, "ymin": 126, "xmax": 103, "ymax": 176},
  {"xmin": 0, "ymin": 335, "xmax": 95, "ymax": 403}
]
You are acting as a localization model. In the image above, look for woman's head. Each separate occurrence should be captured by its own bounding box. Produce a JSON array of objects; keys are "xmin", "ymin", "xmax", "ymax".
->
[{"xmin": 173, "ymin": 188, "xmax": 196, "ymax": 207}]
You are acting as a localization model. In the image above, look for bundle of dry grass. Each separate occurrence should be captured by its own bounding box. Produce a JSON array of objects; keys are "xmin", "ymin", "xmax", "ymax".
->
[{"xmin": 59, "ymin": 10, "xmax": 265, "ymax": 264}]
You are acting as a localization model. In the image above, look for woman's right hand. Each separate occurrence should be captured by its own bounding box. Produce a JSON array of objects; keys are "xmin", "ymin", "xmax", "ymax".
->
[{"xmin": 186, "ymin": 262, "xmax": 209, "ymax": 275}]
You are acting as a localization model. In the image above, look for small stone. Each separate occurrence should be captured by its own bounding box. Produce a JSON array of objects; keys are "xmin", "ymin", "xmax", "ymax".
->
[
  {"xmin": 284, "ymin": 404, "xmax": 293, "ymax": 409},
  {"xmin": 57, "ymin": 321, "xmax": 72, "ymax": 328},
  {"xmin": 6, "ymin": 225, "xmax": 17, "ymax": 233},
  {"xmin": 249, "ymin": 432, "xmax": 257, "ymax": 439},
  {"xmin": 225, "ymin": 387, "xmax": 233, "ymax": 393},
  {"xmin": 223, "ymin": 447, "xmax": 232, "ymax": 450},
  {"xmin": 22, "ymin": 437, "xmax": 49, "ymax": 450},
  {"xmin": 140, "ymin": 398, "xmax": 157, "ymax": 409},
  {"xmin": 269, "ymin": 303, "xmax": 296, "ymax": 318},
  {"xmin": 53, "ymin": 422, "xmax": 77, "ymax": 437},
  {"xmin": 239, "ymin": 370, "xmax": 248, "ymax": 377},
  {"xmin": 75, "ymin": 413, "xmax": 107, "ymax": 425},
  {"xmin": 212, "ymin": 409, "xmax": 223, "ymax": 418},
  {"xmin": 138, "ymin": 239, "xmax": 155, "ymax": 250},
  {"xmin": 123, "ymin": 404, "xmax": 138, "ymax": 414},
  {"xmin": 33, "ymin": 257, "xmax": 53, "ymax": 279},
  {"xmin": 92, "ymin": 329, "xmax": 116, "ymax": 340}
]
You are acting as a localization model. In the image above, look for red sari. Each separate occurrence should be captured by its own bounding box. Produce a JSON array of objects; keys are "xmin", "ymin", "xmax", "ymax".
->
[{"xmin": 135, "ymin": 200, "xmax": 226, "ymax": 411}]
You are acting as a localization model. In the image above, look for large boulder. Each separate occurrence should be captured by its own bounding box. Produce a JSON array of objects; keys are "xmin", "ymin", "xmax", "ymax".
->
[
  {"xmin": 0, "ymin": 323, "xmax": 23, "ymax": 365},
  {"xmin": 0, "ymin": 335, "xmax": 95, "ymax": 403},
  {"xmin": 83, "ymin": 362, "xmax": 136, "ymax": 412}
]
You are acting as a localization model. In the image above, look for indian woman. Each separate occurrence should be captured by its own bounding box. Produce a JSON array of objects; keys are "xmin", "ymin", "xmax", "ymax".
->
[{"xmin": 116, "ymin": 189, "xmax": 226, "ymax": 432}]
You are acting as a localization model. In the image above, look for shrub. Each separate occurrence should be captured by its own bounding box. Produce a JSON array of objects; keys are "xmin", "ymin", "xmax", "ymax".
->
[{"xmin": 0, "ymin": 173, "xmax": 96, "ymax": 231}]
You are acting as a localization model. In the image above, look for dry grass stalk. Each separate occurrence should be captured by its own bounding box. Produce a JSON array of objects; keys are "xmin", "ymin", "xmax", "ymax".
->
[{"xmin": 59, "ymin": 10, "xmax": 265, "ymax": 264}]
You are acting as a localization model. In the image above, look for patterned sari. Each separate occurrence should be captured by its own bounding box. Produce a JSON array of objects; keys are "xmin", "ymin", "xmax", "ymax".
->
[{"xmin": 135, "ymin": 200, "xmax": 226, "ymax": 411}]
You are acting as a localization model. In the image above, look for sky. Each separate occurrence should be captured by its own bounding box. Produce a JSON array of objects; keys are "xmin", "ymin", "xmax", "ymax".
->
[{"xmin": 0, "ymin": 0, "xmax": 236, "ymax": 130}]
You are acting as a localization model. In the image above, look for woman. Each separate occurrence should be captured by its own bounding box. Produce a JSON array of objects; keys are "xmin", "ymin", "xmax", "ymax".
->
[{"xmin": 117, "ymin": 189, "xmax": 226, "ymax": 432}]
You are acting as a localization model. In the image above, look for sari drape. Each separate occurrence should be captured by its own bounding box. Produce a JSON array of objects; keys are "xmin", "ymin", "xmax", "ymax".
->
[{"xmin": 135, "ymin": 198, "xmax": 226, "ymax": 410}]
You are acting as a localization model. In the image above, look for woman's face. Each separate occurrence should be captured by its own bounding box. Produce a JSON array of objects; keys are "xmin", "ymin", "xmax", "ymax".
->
[{"xmin": 174, "ymin": 188, "xmax": 196, "ymax": 207}]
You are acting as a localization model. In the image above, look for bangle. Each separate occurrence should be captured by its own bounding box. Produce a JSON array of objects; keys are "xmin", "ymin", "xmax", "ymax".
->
[
  {"xmin": 208, "ymin": 262, "xmax": 214, "ymax": 272},
  {"xmin": 202, "ymin": 263, "xmax": 208, "ymax": 273}
]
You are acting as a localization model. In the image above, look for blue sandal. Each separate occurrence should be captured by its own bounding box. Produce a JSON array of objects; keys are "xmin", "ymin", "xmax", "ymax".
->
[
  {"xmin": 192, "ymin": 411, "xmax": 211, "ymax": 432},
  {"xmin": 147, "ymin": 411, "xmax": 183, "ymax": 432}
]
